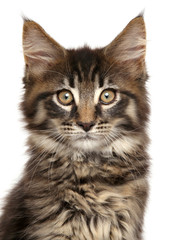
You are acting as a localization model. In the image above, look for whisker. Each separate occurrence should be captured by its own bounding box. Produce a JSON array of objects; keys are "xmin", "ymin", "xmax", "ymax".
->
[
  {"xmin": 28, "ymin": 151, "xmax": 49, "ymax": 189},
  {"xmin": 41, "ymin": 69, "xmax": 68, "ymax": 78},
  {"xmin": 101, "ymin": 62, "xmax": 115, "ymax": 79}
]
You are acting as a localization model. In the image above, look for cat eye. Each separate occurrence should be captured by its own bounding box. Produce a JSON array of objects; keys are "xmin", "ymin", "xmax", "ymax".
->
[
  {"xmin": 100, "ymin": 89, "xmax": 116, "ymax": 104},
  {"xmin": 57, "ymin": 90, "xmax": 74, "ymax": 105}
]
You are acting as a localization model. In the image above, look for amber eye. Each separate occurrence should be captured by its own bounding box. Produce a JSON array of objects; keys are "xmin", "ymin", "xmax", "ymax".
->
[
  {"xmin": 100, "ymin": 89, "xmax": 116, "ymax": 104},
  {"xmin": 57, "ymin": 90, "xmax": 74, "ymax": 105}
]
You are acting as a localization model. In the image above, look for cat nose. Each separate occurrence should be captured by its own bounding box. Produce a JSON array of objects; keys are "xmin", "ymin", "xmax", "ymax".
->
[{"xmin": 77, "ymin": 121, "xmax": 95, "ymax": 132}]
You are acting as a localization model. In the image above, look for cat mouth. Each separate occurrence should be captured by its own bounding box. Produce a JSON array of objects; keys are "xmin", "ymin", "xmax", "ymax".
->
[
  {"xmin": 75, "ymin": 133, "xmax": 98, "ymax": 141},
  {"xmin": 82, "ymin": 135, "xmax": 95, "ymax": 140}
]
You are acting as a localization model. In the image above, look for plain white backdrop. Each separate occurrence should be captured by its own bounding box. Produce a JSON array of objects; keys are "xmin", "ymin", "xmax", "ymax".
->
[{"xmin": 0, "ymin": 0, "xmax": 169, "ymax": 239}]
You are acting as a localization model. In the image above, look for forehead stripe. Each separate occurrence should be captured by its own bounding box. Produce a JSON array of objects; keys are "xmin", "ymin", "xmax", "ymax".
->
[{"xmin": 68, "ymin": 75, "xmax": 75, "ymax": 88}]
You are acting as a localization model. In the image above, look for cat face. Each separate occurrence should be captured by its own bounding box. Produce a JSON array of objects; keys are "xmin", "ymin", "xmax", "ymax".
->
[
  {"xmin": 47, "ymin": 65, "xmax": 121, "ymax": 151},
  {"xmin": 22, "ymin": 17, "xmax": 149, "ymax": 154}
]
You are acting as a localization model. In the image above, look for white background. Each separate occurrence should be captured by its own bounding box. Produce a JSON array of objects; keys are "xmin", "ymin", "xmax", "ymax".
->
[{"xmin": 0, "ymin": 0, "xmax": 169, "ymax": 239}]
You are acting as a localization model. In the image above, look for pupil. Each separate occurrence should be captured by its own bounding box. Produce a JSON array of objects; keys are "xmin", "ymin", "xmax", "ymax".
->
[
  {"xmin": 64, "ymin": 93, "xmax": 69, "ymax": 99},
  {"xmin": 105, "ymin": 93, "xmax": 109, "ymax": 99}
]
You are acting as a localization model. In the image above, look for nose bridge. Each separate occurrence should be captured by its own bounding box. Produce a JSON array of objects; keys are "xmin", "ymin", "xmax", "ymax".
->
[
  {"xmin": 76, "ymin": 80, "xmax": 95, "ymax": 123},
  {"xmin": 78, "ymin": 99, "xmax": 95, "ymax": 123}
]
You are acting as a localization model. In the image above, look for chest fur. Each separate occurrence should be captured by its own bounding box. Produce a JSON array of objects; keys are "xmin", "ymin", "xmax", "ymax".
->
[{"xmin": 25, "ymin": 157, "xmax": 146, "ymax": 240}]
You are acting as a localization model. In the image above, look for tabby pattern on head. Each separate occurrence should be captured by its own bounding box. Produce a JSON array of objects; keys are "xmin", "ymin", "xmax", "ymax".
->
[{"xmin": 0, "ymin": 15, "xmax": 149, "ymax": 240}]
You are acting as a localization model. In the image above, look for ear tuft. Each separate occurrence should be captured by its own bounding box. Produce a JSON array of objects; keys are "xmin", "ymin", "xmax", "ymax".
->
[
  {"xmin": 23, "ymin": 20, "xmax": 66, "ymax": 74},
  {"xmin": 104, "ymin": 16, "xmax": 146, "ymax": 63}
]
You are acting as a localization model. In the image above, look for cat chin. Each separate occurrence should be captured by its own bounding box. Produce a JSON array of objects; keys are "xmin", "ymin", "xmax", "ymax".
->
[{"xmin": 72, "ymin": 138, "xmax": 104, "ymax": 152}]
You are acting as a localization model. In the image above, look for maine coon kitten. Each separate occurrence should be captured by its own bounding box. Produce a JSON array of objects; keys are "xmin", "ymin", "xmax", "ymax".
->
[{"xmin": 0, "ymin": 15, "xmax": 149, "ymax": 240}]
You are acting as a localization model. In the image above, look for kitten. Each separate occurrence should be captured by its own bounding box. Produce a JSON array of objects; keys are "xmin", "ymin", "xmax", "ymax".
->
[{"xmin": 0, "ymin": 15, "xmax": 149, "ymax": 240}]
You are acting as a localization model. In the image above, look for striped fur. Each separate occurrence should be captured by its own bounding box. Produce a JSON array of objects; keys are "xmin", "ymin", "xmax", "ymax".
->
[{"xmin": 0, "ymin": 15, "xmax": 149, "ymax": 240}]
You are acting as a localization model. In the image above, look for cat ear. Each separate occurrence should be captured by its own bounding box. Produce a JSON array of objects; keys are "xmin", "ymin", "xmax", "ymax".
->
[
  {"xmin": 23, "ymin": 19, "xmax": 66, "ymax": 74},
  {"xmin": 104, "ymin": 16, "xmax": 146, "ymax": 63}
]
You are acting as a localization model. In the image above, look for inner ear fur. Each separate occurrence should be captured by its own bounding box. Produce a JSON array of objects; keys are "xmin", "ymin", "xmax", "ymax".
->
[
  {"xmin": 104, "ymin": 16, "xmax": 146, "ymax": 64},
  {"xmin": 23, "ymin": 19, "xmax": 67, "ymax": 75}
]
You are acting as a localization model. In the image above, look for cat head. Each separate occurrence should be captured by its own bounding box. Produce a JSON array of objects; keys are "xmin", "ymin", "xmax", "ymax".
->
[{"xmin": 22, "ymin": 16, "xmax": 149, "ymax": 155}]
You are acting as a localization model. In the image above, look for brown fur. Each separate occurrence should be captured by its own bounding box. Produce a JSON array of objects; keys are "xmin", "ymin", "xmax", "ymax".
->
[{"xmin": 0, "ymin": 15, "xmax": 149, "ymax": 240}]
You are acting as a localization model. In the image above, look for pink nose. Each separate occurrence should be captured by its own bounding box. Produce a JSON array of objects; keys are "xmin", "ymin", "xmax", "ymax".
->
[{"xmin": 76, "ymin": 121, "xmax": 95, "ymax": 132}]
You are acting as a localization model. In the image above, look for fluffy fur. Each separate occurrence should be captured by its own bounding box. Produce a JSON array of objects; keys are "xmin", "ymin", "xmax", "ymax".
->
[{"xmin": 0, "ymin": 15, "xmax": 149, "ymax": 240}]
